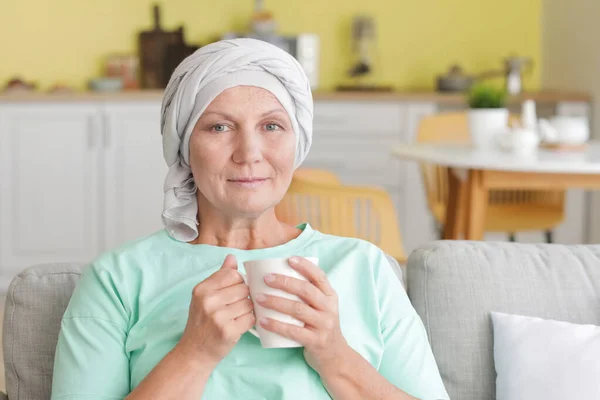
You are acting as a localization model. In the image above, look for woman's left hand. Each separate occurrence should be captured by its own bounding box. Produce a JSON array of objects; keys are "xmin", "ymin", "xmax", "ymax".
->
[{"xmin": 255, "ymin": 256, "xmax": 351, "ymax": 374}]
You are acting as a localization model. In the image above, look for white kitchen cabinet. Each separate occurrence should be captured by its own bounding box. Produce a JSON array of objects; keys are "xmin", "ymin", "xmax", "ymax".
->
[
  {"xmin": 0, "ymin": 104, "xmax": 102, "ymax": 289},
  {"xmin": 102, "ymin": 103, "xmax": 168, "ymax": 250},
  {"xmin": 0, "ymin": 101, "xmax": 167, "ymax": 291},
  {"xmin": 312, "ymin": 101, "xmax": 406, "ymax": 134}
]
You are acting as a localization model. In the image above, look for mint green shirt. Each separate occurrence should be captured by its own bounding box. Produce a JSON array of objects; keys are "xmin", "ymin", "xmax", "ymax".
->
[{"xmin": 51, "ymin": 224, "xmax": 449, "ymax": 400}]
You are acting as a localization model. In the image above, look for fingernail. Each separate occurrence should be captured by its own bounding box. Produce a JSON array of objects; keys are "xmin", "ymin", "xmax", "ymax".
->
[
  {"xmin": 288, "ymin": 256, "xmax": 299, "ymax": 265},
  {"xmin": 264, "ymin": 274, "xmax": 275, "ymax": 283},
  {"xmin": 259, "ymin": 317, "xmax": 269, "ymax": 326},
  {"xmin": 255, "ymin": 293, "xmax": 266, "ymax": 302}
]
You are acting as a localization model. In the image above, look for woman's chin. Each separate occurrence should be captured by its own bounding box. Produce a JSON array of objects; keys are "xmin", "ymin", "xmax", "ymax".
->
[{"xmin": 225, "ymin": 198, "xmax": 275, "ymax": 217}]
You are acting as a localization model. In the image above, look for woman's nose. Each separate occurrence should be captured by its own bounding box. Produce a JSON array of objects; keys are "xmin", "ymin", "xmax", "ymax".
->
[{"xmin": 231, "ymin": 129, "xmax": 263, "ymax": 164}]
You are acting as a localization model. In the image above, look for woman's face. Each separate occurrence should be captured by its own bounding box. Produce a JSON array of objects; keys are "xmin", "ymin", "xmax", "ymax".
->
[{"xmin": 190, "ymin": 86, "xmax": 296, "ymax": 219}]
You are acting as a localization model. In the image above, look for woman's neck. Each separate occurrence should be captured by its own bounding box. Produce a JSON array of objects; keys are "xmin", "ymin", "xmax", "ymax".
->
[{"xmin": 191, "ymin": 208, "xmax": 301, "ymax": 250}]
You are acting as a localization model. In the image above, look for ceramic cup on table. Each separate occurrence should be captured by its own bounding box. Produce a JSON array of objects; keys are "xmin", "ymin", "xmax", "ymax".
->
[
  {"xmin": 241, "ymin": 257, "xmax": 318, "ymax": 349},
  {"xmin": 496, "ymin": 127, "xmax": 540, "ymax": 156}
]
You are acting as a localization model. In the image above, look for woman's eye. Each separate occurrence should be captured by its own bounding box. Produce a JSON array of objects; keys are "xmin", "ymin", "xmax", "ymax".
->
[
  {"xmin": 265, "ymin": 123, "xmax": 281, "ymax": 131},
  {"xmin": 212, "ymin": 124, "xmax": 230, "ymax": 133}
]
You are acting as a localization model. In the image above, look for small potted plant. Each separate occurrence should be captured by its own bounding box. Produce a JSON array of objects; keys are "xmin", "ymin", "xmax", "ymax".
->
[{"xmin": 467, "ymin": 84, "xmax": 508, "ymax": 149}]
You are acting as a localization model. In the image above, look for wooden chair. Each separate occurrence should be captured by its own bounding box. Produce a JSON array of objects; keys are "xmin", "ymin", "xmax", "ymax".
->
[
  {"xmin": 291, "ymin": 168, "xmax": 341, "ymax": 185},
  {"xmin": 276, "ymin": 169, "xmax": 408, "ymax": 264},
  {"xmin": 416, "ymin": 112, "xmax": 565, "ymax": 242}
]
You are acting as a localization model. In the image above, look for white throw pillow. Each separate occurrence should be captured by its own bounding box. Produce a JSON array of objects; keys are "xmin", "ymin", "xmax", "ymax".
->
[{"xmin": 491, "ymin": 311, "xmax": 600, "ymax": 400}]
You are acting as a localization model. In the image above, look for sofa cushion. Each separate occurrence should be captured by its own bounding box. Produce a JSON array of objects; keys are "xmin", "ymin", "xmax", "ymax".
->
[
  {"xmin": 491, "ymin": 311, "xmax": 600, "ymax": 400},
  {"xmin": 407, "ymin": 241, "xmax": 600, "ymax": 400},
  {"xmin": 3, "ymin": 263, "xmax": 84, "ymax": 400}
]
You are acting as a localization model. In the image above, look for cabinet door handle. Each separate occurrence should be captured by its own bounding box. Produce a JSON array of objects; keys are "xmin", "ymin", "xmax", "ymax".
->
[
  {"xmin": 103, "ymin": 124, "xmax": 110, "ymax": 148},
  {"xmin": 101, "ymin": 113, "xmax": 111, "ymax": 149},
  {"xmin": 87, "ymin": 116, "xmax": 95, "ymax": 149}
]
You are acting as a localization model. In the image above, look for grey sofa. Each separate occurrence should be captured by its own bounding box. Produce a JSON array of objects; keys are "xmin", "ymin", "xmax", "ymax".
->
[
  {"xmin": 2, "ymin": 263, "xmax": 82, "ymax": 400},
  {"xmin": 2, "ymin": 242, "xmax": 600, "ymax": 399},
  {"xmin": 408, "ymin": 241, "xmax": 600, "ymax": 400}
]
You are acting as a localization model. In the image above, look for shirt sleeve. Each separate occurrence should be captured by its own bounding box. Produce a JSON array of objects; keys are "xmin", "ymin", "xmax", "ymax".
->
[
  {"xmin": 51, "ymin": 262, "xmax": 131, "ymax": 400},
  {"xmin": 374, "ymin": 252, "xmax": 450, "ymax": 400}
]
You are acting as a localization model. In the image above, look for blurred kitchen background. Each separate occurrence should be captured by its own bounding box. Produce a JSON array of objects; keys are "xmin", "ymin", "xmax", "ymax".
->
[
  {"xmin": 0, "ymin": 0, "xmax": 598, "ymax": 292},
  {"xmin": 0, "ymin": 0, "xmax": 543, "ymax": 92}
]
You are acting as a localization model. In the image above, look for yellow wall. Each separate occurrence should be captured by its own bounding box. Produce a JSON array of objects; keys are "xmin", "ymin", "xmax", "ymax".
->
[{"xmin": 0, "ymin": 0, "xmax": 541, "ymax": 91}]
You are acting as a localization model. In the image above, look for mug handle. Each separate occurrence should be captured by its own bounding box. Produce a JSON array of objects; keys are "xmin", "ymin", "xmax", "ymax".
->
[{"xmin": 239, "ymin": 272, "xmax": 260, "ymax": 338}]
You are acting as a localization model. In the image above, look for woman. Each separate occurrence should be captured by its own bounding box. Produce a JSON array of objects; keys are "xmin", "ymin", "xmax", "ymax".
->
[{"xmin": 51, "ymin": 39, "xmax": 449, "ymax": 400}]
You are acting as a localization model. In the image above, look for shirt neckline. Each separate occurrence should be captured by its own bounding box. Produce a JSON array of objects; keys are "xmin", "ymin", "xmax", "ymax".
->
[{"xmin": 162, "ymin": 222, "xmax": 318, "ymax": 261}]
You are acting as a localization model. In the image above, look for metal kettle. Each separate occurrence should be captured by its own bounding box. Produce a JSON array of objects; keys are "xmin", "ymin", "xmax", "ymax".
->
[{"xmin": 436, "ymin": 55, "xmax": 534, "ymax": 94}]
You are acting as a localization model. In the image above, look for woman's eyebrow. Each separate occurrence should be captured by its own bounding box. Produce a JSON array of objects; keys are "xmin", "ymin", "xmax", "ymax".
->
[
  {"xmin": 200, "ymin": 109, "xmax": 286, "ymax": 119},
  {"xmin": 200, "ymin": 111, "xmax": 236, "ymax": 120}
]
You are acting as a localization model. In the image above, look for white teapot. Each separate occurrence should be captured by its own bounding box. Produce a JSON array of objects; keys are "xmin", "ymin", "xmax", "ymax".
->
[{"xmin": 538, "ymin": 116, "xmax": 589, "ymax": 145}]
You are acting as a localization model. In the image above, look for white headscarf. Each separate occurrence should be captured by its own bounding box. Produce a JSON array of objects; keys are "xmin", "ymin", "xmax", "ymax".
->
[{"xmin": 160, "ymin": 38, "xmax": 314, "ymax": 242}]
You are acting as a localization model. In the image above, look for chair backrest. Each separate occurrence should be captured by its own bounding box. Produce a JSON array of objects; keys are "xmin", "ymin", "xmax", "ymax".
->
[
  {"xmin": 407, "ymin": 241, "xmax": 600, "ymax": 400},
  {"xmin": 416, "ymin": 112, "xmax": 565, "ymax": 223},
  {"xmin": 290, "ymin": 168, "xmax": 341, "ymax": 185},
  {"xmin": 416, "ymin": 112, "xmax": 471, "ymax": 214},
  {"xmin": 2, "ymin": 263, "xmax": 84, "ymax": 400},
  {"xmin": 416, "ymin": 112, "xmax": 475, "ymax": 143},
  {"xmin": 276, "ymin": 177, "xmax": 407, "ymax": 264}
]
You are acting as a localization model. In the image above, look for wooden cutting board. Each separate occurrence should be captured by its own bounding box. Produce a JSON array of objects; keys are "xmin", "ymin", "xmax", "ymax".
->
[
  {"xmin": 539, "ymin": 142, "xmax": 588, "ymax": 152},
  {"xmin": 161, "ymin": 42, "xmax": 199, "ymax": 87},
  {"xmin": 138, "ymin": 5, "xmax": 184, "ymax": 89}
]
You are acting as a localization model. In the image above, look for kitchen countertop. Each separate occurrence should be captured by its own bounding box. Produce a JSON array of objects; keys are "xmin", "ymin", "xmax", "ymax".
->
[{"xmin": 0, "ymin": 89, "xmax": 592, "ymax": 104}]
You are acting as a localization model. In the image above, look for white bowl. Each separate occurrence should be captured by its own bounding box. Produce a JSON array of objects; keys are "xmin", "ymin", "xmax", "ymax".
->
[{"xmin": 89, "ymin": 77, "xmax": 123, "ymax": 92}]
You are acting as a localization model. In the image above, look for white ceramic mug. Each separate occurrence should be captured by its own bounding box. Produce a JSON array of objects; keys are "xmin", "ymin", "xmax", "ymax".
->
[
  {"xmin": 495, "ymin": 127, "xmax": 540, "ymax": 156},
  {"xmin": 241, "ymin": 257, "xmax": 318, "ymax": 349}
]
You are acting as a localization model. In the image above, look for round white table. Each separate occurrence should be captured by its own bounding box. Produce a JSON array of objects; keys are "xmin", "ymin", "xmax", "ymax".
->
[{"xmin": 391, "ymin": 141, "xmax": 600, "ymax": 240}]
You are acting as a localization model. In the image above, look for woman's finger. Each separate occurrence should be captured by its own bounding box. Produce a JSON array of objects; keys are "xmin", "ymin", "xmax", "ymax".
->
[
  {"xmin": 264, "ymin": 274, "xmax": 327, "ymax": 310},
  {"xmin": 288, "ymin": 257, "xmax": 335, "ymax": 296},
  {"xmin": 209, "ymin": 282, "xmax": 250, "ymax": 307},
  {"xmin": 255, "ymin": 294, "xmax": 322, "ymax": 327},
  {"xmin": 258, "ymin": 317, "xmax": 313, "ymax": 345},
  {"xmin": 215, "ymin": 298, "xmax": 254, "ymax": 321},
  {"xmin": 233, "ymin": 311, "xmax": 256, "ymax": 335}
]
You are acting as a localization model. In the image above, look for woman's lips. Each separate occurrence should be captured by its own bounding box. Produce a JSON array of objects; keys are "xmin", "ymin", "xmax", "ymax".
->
[{"xmin": 227, "ymin": 178, "xmax": 269, "ymax": 188}]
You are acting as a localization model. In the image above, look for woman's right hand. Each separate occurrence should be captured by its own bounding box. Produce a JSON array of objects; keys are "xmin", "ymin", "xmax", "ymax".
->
[{"xmin": 177, "ymin": 254, "xmax": 255, "ymax": 366}]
